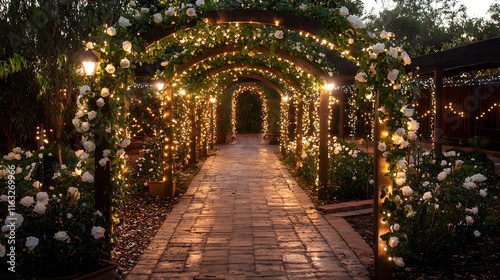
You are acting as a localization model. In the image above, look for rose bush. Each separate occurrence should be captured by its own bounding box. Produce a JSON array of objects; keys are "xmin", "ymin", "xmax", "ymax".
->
[{"xmin": 0, "ymin": 147, "xmax": 111, "ymax": 279}]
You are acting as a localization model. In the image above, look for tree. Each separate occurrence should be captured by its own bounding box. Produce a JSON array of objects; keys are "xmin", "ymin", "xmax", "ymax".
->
[
  {"xmin": 365, "ymin": 0, "xmax": 500, "ymax": 56},
  {"xmin": 0, "ymin": 0, "xmax": 127, "ymax": 159}
]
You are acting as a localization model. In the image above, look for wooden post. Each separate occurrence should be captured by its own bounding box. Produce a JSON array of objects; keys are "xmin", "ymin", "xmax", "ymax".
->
[
  {"xmin": 189, "ymin": 95, "xmax": 197, "ymax": 165},
  {"xmin": 434, "ymin": 67, "xmax": 444, "ymax": 156},
  {"xmin": 163, "ymin": 86, "xmax": 174, "ymax": 190},
  {"xmin": 373, "ymin": 92, "xmax": 393, "ymax": 280},
  {"xmin": 318, "ymin": 86, "xmax": 330, "ymax": 189},
  {"xmin": 210, "ymin": 101, "xmax": 215, "ymax": 150},
  {"xmin": 94, "ymin": 95, "xmax": 111, "ymax": 260},
  {"xmin": 200, "ymin": 101, "xmax": 208, "ymax": 157},
  {"xmin": 295, "ymin": 96, "xmax": 303, "ymax": 170}
]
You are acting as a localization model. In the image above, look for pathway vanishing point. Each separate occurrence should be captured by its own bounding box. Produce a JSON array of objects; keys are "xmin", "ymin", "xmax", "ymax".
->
[{"xmin": 128, "ymin": 134, "xmax": 371, "ymax": 280}]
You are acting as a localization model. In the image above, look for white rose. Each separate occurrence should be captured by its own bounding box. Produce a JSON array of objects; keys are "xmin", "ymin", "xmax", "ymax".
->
[
  {"xmin": 79, "ymin": 85, "xmax": 91, "ymax": 95},
  {"xmin": 437, "ymin": 171, "xmax": 447, "ymax": 181},
  {"xmin": 33, "ymin": 181, "xmax": 41, "ymax": 189},
  {"xmin": 153, "ymin": 13, "xmax": 162, "ymax": 23},
  {"xmin": 274, "ymin": 30, "xmax": 284, "ymax": 39},
  {"xmin": 408, "ymin": 119, "xmax": 420, "ymax": 131},
  {"xmin": 20, "ymin": 196, "xmax": 35, "ymax": 207},
  {"xmin": 471, "ymin": 207, "xmax": 479, "ymax": 214},
  {"xmin": 118, "ymin": 16, "xmax": 132, "ymax": 27},
  {"xmin": 165, "ymin": 7, "xmax": 176, "ymax": 16},
  {"xmin": 372, "ymin": 42, "xmax": 385, "ymax": 53},
  {"xmin": 87, "ymin": 110, "xmax": 97, "ymax": 120},
  {"xmin": 387, "ymin": 69, "xmax": 399, "ymax": 82},
  {"xmin": 120, "ymin": 138, "xmax": 131, "ymax": 148},
  {"xmin": 81, "ymin": 171, "xmax": 94, "ymax": 183},
  {"xmin": 440, "ymin": 160, "xmax": 448, "ymax": 166},
  {"xmin": 36, "ymin": 192, "xmax": 49, "ymax": 204},
  {"xmin": 479, "ymin": 189, "xmax": 487, "ymax": 197},
  {"xmin": 465, "ymin": 215, "xmax": 474, "ymax": 225},
  {"xmin": 377, "ymin": 142, "xmax": 386, "ymax": 152},
  {"xmin": 105, "ymin": 64, "xmax": 115, "ymax": 74},
  {"xmin": 91, "ymin": 226, "xmax": 106, "ymax": 239},
  {"xmin": 186, "ymin": 7, "xmax": 196, "ymax": 17},
  {"xmin": 393, "ymin": 257, "xmax": 405, "ymax": 267},
  {"xmin": 67, "ymin": 213, "xmax": 73, "ymax": 219},
  {"xmin": 396, "ymin": 159, "xmax": 407, "ymax": 170},
  {"xmin": 80, "ymin": 122, "xmax": 90, "ymax": 132},
  {"xmin": 473, "ymin": 230, "xmax": 481, "ymax": 238},
  {"xmin": 354, "ymin": 72, "xmax": 367, "ymax": 83},
  {"xmin": 346, "ymin": 15, "xmax": 365, "ymax": 29},
  {"xmin": 422, "ymin": 191, "xmax": 432, "ymax": 201},
  {"xmin": 389, "ymin": 236, "xmax": 399, "ymax": 247},
  {"xmin": 339, "ymin": 6, "xmax": 349, "ymax": 16},
  {"xmin": 116, "ymin": 149, "xmax": 126, "ymax": 157},
  {"xmin": 72, "ymin": 117, "xmax": 81, "ymax": 128},
  {"xmin": 122, "ymin": 41, "xmax": 133, "ymax": 52},
  {"xmin": 140, "ymin": 7, "xmax": 149, "ymax": 13},
  {"xmin": 369, "ymin": 52, "xmax": 378, "ymax": 59},
  {"xmin": 100, "ymin": 88, "xmax": 110, "ymax": 97},
  {"xmin": 103, "ymin": 149, "xmax": 110, "ymax": 157},
  {"xmin": 401, "ymin": 185, "xmax": 413, "ymax": 196},
  {"xmin": 129, "ymin": 1, "xmax": 136, "ymax": 7},
  {"xmin": 25, "ymin": 236, "xmax": 39, "ymax": 251},
  {"xmin": 68, "ymin": 187, "xmax": 81, "ymax": 201},
  {"xmin": 196, "ymin": 0, "xmax": 205, "ymax": 6},
  {"xmin": 82, "ymin": 140, "xmax": 96, "ymax": 152},
  {"xmin": 395, "ymin": 172, "xmax": 406, "ymax": 186},
  {"xmin": 471, "ymin": 173, "xmax": 487, "ymax": 183},
  {"xmin": 403, "ymin": 108, "xmax": 414, "ymax": 117},
  {"xmin": 54, "ymin": 231, "xmax": 70, "ymax": 242},
  {"xmin": 401, "ymin": 51, "xmax": 411, "ymax": 65},
  {"xmin": 96, "ymin": 97, "xmax": 105, "ymax": 107},
  {"xmin": 33, "ymin": 202, "xmax": 46, "ymax": 215},
  {"xmin": 301, "ymin": 153, "xmax": 307, "ymax": 159},
  {"xmin": 120, "ymin": 58, "xmax": 131, "ymax": 69},
  {"xmin": 94, "ymin": 210, "xmax": 103, "ymax": 217},
  {"xmin": 98, "ymin": 157, "xmax": 109, "ymax": 167},
  {"xmin": 106, "ymin": 27, "xmax": 116, "ymax": 36},
  {"xmin": 455, "ymin": 160, "xmax": 464, "ymax": 169},
  {"xmin": 393, "ymin": 223, "xmax": 400, "ymax": 231},
  {"xmin": 75, "ymin": 149, "xmax": 84, "ymax": 158},
  {"xmin": 388, "ymin": 46, "xmax": 398, "ymax": 58}
]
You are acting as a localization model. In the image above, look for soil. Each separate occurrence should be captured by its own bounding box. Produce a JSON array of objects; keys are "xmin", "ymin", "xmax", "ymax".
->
[{"xmin": 345, "ymin": 214, "xmax": 500, "ymax": 279}]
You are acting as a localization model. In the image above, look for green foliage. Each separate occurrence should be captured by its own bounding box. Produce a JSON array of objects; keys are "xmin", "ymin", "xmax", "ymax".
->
[
  {"xmin": 365, "ymin": 0, "xmax": 500, "ymax": 56},
  {"xmin": 467, "ymin": 136, "xmax": 490, "ymax": 150},
  {"xmin": 326, "ymin": 140, "xmax": 373, "ymax": 201},
  {"xmin": 236, "ymin": 91, "xmax": 263, "ymax": 133},
  {"xmin": 381, "ymin": 149, "xmax": 499, "ymax": 265},
  {"xmin": 217, "ymin": 89, "xmax": 232, "ymax": 133},
  {"xmin": 0, "ymin": 147, "xmax": 110, "ymax": 279}
]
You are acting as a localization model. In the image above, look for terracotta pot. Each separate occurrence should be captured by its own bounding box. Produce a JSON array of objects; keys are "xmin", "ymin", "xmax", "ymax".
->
[{"xmin": 148, "ymin": 180, "xmax": 176, "ymax": 198}]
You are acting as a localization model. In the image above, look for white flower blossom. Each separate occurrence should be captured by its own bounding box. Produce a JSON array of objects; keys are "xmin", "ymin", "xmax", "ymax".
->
[
  {"xmin": 401, "ymin": 185, "xmax": 413, "ymax": 196},
  {"xmin": 393, "ymin": 257, "xmax": 405, "ymax": 267},
  {"xmin": 354, "ymin": 72, "xmax": 367, "ymax": 82},
  {"xmin": 68, "ymin": 187, "xmax": 81, "ymax": 201},
  {"xmin": 99, "ymin": 157, "xmax": 109, "ymax": 167},
  {"xmin": 105, "ymin": 64, "xmax": 115, "ymax": 74},
  {"xmin": 346, "ymin": 15, "xmax": 365, "ymax": 29},
  {"xmin": 97, "ymin": 98, "xmax": 105, "ymax": 107},
  {"xmin": 25, "ymin": 236, "xmax": 39, "ymax": 251},
  {"xmin": 82, "ymin": 140, "xmax": 96, "ymax": 152},
  {"xmin": 473, "ymin": 230, "xmax": 481, "ymax": 237},
  {"xmin": 196, "ymin": 0, "xmax": 205, "ymax": 6},
  {"xmin": 91, "ymin": 226, "xmax": 106, "ymax": 239},
  {"xmin": 153, "ymin": 13, "xmax": 163, "ymax": 23},
  {"xmin": 479, "ymin": 189, "xmax": 487, "ymax": 197},
  {"xmin": 120, "ymin": 138, "xmax": 131, "ymax": 148},
  {"xmin": 387, "ymin": 69, "xmax": 399, "ymax": 82},
  {"xmin": 274, "ymin": 30, "xmax": 284, "ymax": 39},
  {"xmin": 36, "ymin": 192, "xmax": 49, "ymax": 204},
  {"xmin": 389, "ymin": 236, "xmax": 399, "ymax": 247},
  {"xmin": 81, "ymin": 171, "xmax": 94, "ymax": 183},
  {"xmin": 20, "ymin": 196, "xmax": 35, "ymax": 207},
  {"xmin": 122, "ymin": 41, "xmax": 133, "ymax": 52},
  {"xmin": 401, "ymin": 51, "xmax": 411, "ymax": 65},
  {"xmin": 165, "ymin": 7, "xmax": 176, "ymax": 16},
  {"xmin": 118, "ymin": 16, "xmax": 132, "ymax": 27},
  {"xmin": 371, "ymin": 42, "xmax": 385, "ymax": 53},
  {"xmin": 395, "ymin": 172, "xmax": 407, "ymax": 186},
  {"xmin": 186, "ymin": 7, "xmax": 196, "ymax": 17},
  {"xmin": 465, "ymin": 215, "xmax": 474, "ymax": 225},
  {"xmin": 106, "ymin": 27, "xmax": 116, "ymax": 36},
  {"xmin": 423, "ymin": 191, "xmax": 432, "ymax": 201},
  {"xmin": 33, "ymin": 202, "xmax": 46, "ymax": 215},
  {"xmin": 377, "ymin": 142, "xmax": 386, "ymax": 152},
  {"xmin": 120, "ymin": 58, "xmax": 131, "ymax": 68},
  {"xmin": 54, "ymin": 231, "xmax": 70, "ymax": 242},
  {"xmin": 339, "ymin": 6, "xmax": 349, "ymax": 16},
  {"xmin": 87, "ymin": 110, "xmax": 97, "ymax": 120},
  {"xmin": 437, "ymin": 171, "xmax": 447, "ymax": 181}
]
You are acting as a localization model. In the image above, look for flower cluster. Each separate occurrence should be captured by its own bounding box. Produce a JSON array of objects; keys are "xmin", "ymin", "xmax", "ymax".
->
[{"xmin": 0, "ymin": 147, "xmax": 111, "ymax": 278}]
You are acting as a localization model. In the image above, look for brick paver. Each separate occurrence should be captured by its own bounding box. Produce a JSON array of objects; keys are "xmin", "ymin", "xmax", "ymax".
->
[{"xmin": 128, "ymin": 135, "xmax": 370, "ymax": 279}]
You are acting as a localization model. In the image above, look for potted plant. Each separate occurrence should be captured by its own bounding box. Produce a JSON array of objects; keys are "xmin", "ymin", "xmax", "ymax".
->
[{"xmin": 0, "ymin": 147, "xmax": 116, "ymax": 279}]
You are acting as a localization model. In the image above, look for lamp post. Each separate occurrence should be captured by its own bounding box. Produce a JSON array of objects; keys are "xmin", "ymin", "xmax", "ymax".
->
[
  {"xmin": 81, "ymin": 49, "xmax": 112, "ymax": 260},
  {"xmin": 209, "ymin": 96, "xmax": 216, "ymax": 150}
]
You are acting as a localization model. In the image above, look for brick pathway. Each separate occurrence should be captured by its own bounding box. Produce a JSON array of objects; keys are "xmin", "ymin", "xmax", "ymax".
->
[{"xmin": 128, "ymin": 135, "xmax": 370, "ymax": 279}]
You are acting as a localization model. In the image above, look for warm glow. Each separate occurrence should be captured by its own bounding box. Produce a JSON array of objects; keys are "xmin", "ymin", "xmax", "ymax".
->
[
  {"xmin": 179, "ymin": 89, "xmax": 186, "ymax": 96},
  {"xmin": 156, "ymin": 82, "xmax": 165, "ymax": 91},
  {"xmin": 82, "ymin": 61, "xmax": 97, "ymax": 76},
  {"xmin": 209, "ymin": 96, "xmax": 216, "ymax": 104}
]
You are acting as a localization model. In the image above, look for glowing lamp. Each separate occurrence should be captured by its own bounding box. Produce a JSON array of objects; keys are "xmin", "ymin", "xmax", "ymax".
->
[{"xmin": 81, "ymin": 49, "xmax": 101, "ymax": 76}]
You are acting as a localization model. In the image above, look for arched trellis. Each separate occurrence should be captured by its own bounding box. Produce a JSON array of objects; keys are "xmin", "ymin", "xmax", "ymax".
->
[
  {"xmin": 229, "ymin": 84, "xmax": 270, "ymax": 136},
  {"xmin": 77, "ymin": 3, "xmax": 416, "ymax": 278}
]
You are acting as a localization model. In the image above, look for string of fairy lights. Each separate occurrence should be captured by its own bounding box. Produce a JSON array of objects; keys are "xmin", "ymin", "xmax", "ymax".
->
[{"xmin": 230, "ymin": 84, "xmax": 270, "ymax": 135}]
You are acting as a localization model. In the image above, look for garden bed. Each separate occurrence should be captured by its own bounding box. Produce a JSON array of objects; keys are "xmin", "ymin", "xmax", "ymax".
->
[{"xmin": 345, "ymin": 214, "xmax": 500, "ymax": 279}]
